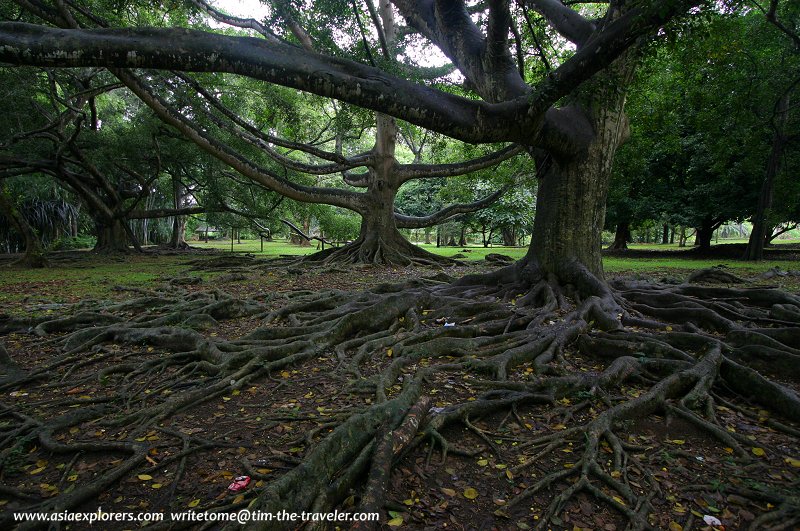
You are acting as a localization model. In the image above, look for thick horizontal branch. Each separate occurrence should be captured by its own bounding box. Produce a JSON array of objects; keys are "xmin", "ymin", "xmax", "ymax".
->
[
  {"xmin": 125, "ymin": 206, "xmax": 210, "ymax": 219},
  {"xmin": 395, "ymin": 185, "xmax": 509, "ymax": 228},
  {"xmin": 0, "ymin": 1, "xmax": 698, "ymax": 153},
  {"xmin": 524, "ymin": 1, "xmax": 703, "ymax": 122},
  {"xmin": 526, "ymin": 0, "xmax": 595, "ymax": 46},
  {"xmin": 0, "ymin": 23, "xmax": 533, "ymax": 143},
  {"xmin": 397, "ymin": 144, "xmax": 523, "ymax": 182},
  {"xmin": 343, "ymin": 171, "xmax": 371, "ymax": 188}
]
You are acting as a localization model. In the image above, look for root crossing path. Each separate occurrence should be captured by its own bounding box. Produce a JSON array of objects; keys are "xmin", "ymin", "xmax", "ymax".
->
[{"xmin": 0, "ymin": 262, "xmax": 799, "ymax": 530}]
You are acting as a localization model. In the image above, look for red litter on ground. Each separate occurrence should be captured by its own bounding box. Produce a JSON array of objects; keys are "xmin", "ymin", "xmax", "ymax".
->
[{"xmin": 228, "ymin": 475, "xmax": 251, "ymax": 492}]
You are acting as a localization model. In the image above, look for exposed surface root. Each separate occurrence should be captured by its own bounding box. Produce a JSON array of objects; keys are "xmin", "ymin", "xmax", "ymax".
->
[
  {"xmin": 1, "ymin": 260, "xmax": 798, "ymax": 530},
  {"xmin": 303, "ymin": 233, "xmax": 458, "ymax": 267}
]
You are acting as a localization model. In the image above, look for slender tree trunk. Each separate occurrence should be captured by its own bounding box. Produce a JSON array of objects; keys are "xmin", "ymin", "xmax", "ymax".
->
[
  {"xmin": 0, "ymin": 184, "xmax": 47, "ymax": 267},
  {"xmin": 694, "ymin": 217, "xmax": 715, "ymax": 251},
  {"xmin": 608, "ymin": 222, "xmax": 630, "ymax": 250},
  {"xmin": 501, "ymin": 227, "xmax": 515, "ymax": 247},
  {"xmin": 744, "ymin": 91, "xmax": 790, "ymax": 260},
  {"xmin": 169, "ymin": 176, "xmax": 189, "ymax": 249},
  {"xmin": 661, "ymin": 223, "xmax": 669, "ymax": 244},
  {"xmin": 70, "ymin": 205, "xmax": 79, "ymax": 238},
  {"xmin": 170, "ymin": 216, "xmax": 188, "ymax": 249},
  {"xmin": 459, "ymin": 224, "xmax": 467, "ymax": 247}
]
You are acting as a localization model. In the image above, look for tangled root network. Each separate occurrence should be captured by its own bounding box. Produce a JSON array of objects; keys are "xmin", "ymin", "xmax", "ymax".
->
[{"xmin": 1, "ymin": 260, "xmax": 799, "ymax": 530}]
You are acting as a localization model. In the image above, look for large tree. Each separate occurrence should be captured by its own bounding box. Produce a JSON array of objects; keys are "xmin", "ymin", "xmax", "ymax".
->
[
  {"xmin": 3, "ymin": 2, "xmax": 800, "ymax": 530},
  {"xmin": 0, "ymin": 0, "xmax": 702, "ymax": 284}
]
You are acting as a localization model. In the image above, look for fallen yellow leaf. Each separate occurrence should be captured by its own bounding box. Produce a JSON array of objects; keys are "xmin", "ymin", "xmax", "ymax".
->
[
  {"xmin": 752, "ymin": 447, "xmax": 766, "ymax": 457},
  {"xmin": 463, "ymin": 487, "xmax": 479, "ymax": 500}
]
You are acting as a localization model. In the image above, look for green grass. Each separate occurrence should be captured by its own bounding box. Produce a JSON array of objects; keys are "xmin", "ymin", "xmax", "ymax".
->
[
  {"xmin": 1, "ymin": 238, "xmax": 796, "ymax": 315},
  {"xmin": 189, "ymin": 239, "xmax": 797, "ymax": 275},
  {"xmin": 611, "ymin": 238, "xmax": 799, "ymax": 251},
  {"xmin": 0, "ymin": 254, "xmax": 206, "ymax": 311},
  {"xmin": 191, "ymin": 239, "xmax": 318, "ymax": 256},
  {"xmin": 190, "ymin": 239, "xmax": 529, "ymax": 260},
  {"xmin": 603, "ymin": 256, "xmax": 793, "ymax": 274}
]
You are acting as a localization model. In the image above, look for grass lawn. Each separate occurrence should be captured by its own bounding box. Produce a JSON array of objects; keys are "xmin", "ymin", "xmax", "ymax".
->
[
  {"xmin": 1, "ymin": 238, "xmax": 797, "ymax": 314},
  {"xmin": 189, "ymin": 238, "xmax": 798, "ymax": 275}
]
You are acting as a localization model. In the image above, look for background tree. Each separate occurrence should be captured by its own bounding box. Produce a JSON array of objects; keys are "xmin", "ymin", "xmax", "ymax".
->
[{"xmin": 607, "ymin": 8, "xmax": 800, "ymax": 253}]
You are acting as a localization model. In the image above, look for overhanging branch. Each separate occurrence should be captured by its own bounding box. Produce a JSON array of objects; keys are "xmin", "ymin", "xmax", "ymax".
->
[
  {"xmin": 397, "ymin": 144, "xmax": 523, "ymax": 183},
  {"xmin": 395, "ymin": 185, "xmax": 510, "ymax": 229}
]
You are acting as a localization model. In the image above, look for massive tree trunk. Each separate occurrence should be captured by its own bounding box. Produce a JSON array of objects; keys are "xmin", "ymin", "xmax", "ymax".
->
[
  {"xmin": 94, "ymin": 218, "xmax": 130, "ymax": 253},
  {"xmin": 0, "ymin": 184, "xmax": 47, "ymax": 268},
  {"xmin": 528, "ymin": 102, "xmax": 630, "ymax": 283},
  {"xmin": 459, "ymin": 49, "xmax": 634, "ymax": 301},
  {"xmin": 608, "ymin": 221, "xmax": 631, "ymax": 250}
]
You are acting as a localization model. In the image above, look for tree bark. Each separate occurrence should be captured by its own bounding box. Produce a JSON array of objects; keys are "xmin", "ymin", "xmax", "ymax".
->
[
  {"xmin": 170, "ymin": 216, "xmax": 188, "ymax": 249},
  {"xmin": 94, "ymin": 218, "xmax": 130, "ymax": 253},
  {"xmin": 608, "ymin": 222, "xmax": 630, "ymax": 250},
  {"xmin": 501, "ymin": 227, "xmax": 516, "ymax": 247},
  {"xmin": 694, "ymin": 217, "xmax": 715, "ymax": 251},
  {"xmin": 169, "ymin": 176, "xmax": 189, "ymax": 249},
  {"xmin": 526, "ymin": 94, "xmax": 631, "ymax": 283}
]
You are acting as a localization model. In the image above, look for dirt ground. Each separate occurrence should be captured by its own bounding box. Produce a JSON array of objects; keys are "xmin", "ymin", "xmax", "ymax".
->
[{"xmin": 1, "ymin": 251, "xmax": 798, "ymax": 530}]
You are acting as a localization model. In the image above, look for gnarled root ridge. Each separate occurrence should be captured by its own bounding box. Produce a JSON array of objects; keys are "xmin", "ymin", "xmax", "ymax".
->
[
  {"xmin": 0, "ymin": 261, "xmax": 798, "ymax": 530},
  {"xmin": 303, "ymin": 233, "xmax": 458, "ymax": 267}
]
